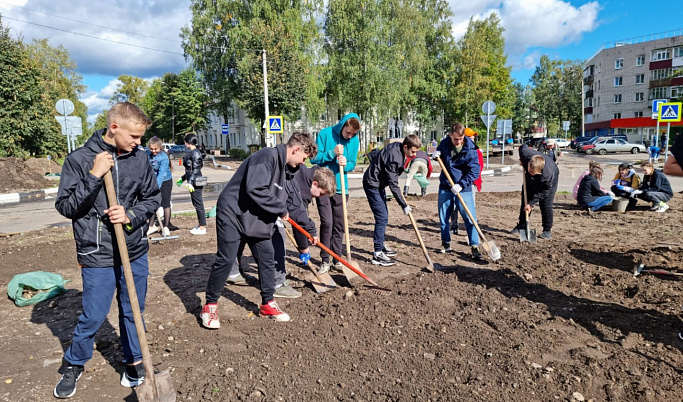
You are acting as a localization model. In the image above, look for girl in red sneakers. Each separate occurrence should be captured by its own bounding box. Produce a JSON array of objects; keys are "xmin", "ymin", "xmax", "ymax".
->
[{"xmin": 201, "ymin": 133, "xmax": 317, "ymax": 327}]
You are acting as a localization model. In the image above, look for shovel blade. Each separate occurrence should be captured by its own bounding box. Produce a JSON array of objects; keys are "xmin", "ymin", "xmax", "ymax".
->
[
  {"xmin": 528, "ymin": 229, "xmax": 537, "ymax": 244},
  {"xmin": 342, "ymin": 260, "xmax": 362, "ymax": 283},
  {"xmin": 482, "ymin": 240, "xmax": 501, "ymax": 261},
  {"xmin": 304, "ymin": 262, "xmax": 338, "ymax": 293},
  {"xmin": 134, "ymin": 370, "xmax": 176, "ymax": 402}
]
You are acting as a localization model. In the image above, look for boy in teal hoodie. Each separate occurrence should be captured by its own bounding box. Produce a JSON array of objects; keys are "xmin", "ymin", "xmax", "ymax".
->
[{"xmin": 309, "ymin": 113, "xmax": 361, "ymax": 273}]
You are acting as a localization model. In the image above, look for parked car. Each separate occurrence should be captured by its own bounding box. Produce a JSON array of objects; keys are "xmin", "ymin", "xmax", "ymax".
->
[
  {"xmin": 167, "ymin": 145, "xmax": 189, "ymax": 160},
  {"xmin": 524, "ymin": 137, "xmax": 548, "ymax": 151},
  {"xmin": 572, "ymin": 135, "xmax": 628, "ymax": 150},
  {"xmin": 585, "ymin": 138, "xmax": 646, "ymax": 155},
  {"xmin": 548, "ymin": 138, "xmax": 570, "ymax": 148},
  {"xmin": 162, "ymin": 143, "xmax": 176, "ymax": 152}
]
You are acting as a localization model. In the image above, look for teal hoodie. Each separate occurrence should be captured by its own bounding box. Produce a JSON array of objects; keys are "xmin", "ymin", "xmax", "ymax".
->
[{"xmin": 309, "ymin": 113, "xmax": 360, "ymax": 194}]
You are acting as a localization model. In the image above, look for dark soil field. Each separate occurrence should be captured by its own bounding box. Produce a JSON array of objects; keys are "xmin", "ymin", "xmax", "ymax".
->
[{"xmin": 1, "ymin": 191, "xmax": 682, "ymax": 401}]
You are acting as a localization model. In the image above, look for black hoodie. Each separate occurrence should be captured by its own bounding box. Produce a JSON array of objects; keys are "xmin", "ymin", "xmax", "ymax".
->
[
  {"xmin": 216, "ymin": 144, "xmax": 289, "ymax": 239},
  {"xmin": 55, "ymin": 129, "xmax": 160, "ymax": 267}
]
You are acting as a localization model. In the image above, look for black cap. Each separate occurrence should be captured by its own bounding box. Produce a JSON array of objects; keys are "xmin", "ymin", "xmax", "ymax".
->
[{"xmin": 618, "ymin": 162, "xmax": 632, "ymax": 170}]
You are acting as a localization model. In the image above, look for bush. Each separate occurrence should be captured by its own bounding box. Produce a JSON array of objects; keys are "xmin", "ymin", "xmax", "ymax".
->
[{"xmin": 229, "ymin": 148, "xmax": 250, "ymax": 160}]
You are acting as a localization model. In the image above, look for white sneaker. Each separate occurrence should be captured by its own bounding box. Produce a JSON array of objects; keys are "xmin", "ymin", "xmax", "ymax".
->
[
  {"xmin": 147, "ymin": 225, "xmax": 159, "ymax": 236},
  {"xmin": 162, "ymin": 227, "xmax": 170, "ymax": 237},
  {"xmin": 201, "ymin": 303, "xmax": 220, "ymax": 329},
  {"xmin": 655, "ymin": 203, "xmax": 669, "ymax": 213},
  {"xmin": 190, "ymin": 226, "xmax": 207, "ymax": 235}
]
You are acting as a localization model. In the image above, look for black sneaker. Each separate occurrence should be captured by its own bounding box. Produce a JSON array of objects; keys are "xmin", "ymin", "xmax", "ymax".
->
[
  {"xmin": 450, "ymin": 226, "xmax": 459, "ymax": 235},
  {"xmin": 54, "ymin": 364, "xmax": 84, "ymax": 398},
  {"xmin": 120, "ymin": 363, "xmax": 146, "ymax": 387},
  {"xmin": 471, "ymin": 246, "xmax": 483, "ymax": 259},
  {"xmin": 372, "ymin": 252, "xmax": 395, "ymax": 266},
  {"xmin": 382, "ymin": 247, "xmax": 398, "ymax": 257},
  {"xmin": 439, "ymin": 243, "xmax": 453, "ymax": 253},
  {"xmin": 539, "ymin": 230, "xmax": 551, "ymax": 240}
]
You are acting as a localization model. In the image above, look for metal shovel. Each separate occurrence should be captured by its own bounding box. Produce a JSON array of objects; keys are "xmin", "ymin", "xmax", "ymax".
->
[
  {"xmin": 104, "ymin": 172, "xmax": 176, "ymax": 402},
  {"xmin": 519, "ymin": 173, "xmax": 537, "ymax": 244},
  {"xmin": 633, "ymin": 263, "xmax": 683, "ymax": 278},
  {"xmin": 436, "ymin": 157, "xmax": 501, "ymax": 261},
  {"xmin": 283, "ymin": 226, "xmax": 338, "ymax": 293}
]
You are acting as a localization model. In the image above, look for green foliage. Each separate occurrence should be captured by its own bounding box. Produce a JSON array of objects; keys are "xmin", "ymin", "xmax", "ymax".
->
[
  {"xmin": 110, "ymin": 75, "xmax": 149, "ymax": 105},
  {"xmin": 228, "ymin": 147, "xmax": 250, "ymax": 160},
  {"xmin": 531, "ymin": 56, "xmax": 583, "ymax": 135},
  {"xmin": 0, "ymin": 18, "xmax": 62, "ymax": 157}
]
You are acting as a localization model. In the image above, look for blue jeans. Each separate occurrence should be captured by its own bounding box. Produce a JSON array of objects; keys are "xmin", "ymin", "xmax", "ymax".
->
[
  {"xmin": 364, "ymin": 184, "xmax": 388, "ymax": 253},
  {"xmin": 64, "ymin": 254, "xmax": 149, "ymax": 365},
  {"xmin": 587, "ymin": 196, "xmax": 613, "ymax": 211},
  {"xmin": 438, "ymin": 189, "xmax": 479, "ymax": 246}
]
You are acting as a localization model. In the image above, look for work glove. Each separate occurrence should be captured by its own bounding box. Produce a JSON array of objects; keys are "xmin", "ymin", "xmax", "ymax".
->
[
  {"xmin": 612, "ymin": 179, "xmax": 621, "ymax": 186},
  {"xmin": 176, "ymin": 178, "xmax": 184, "ymax": 186},
  {"xmin": 607, "ymin": 191, "xmax": 616, "ymax": 198},
  {"xmin": 184, "ymin": 183, "xmax": 195, "ymax": 193},
  {"xmin": 630, "ymin": 189, "xmax": 643, "ymax": 198},
  {"xmin": 451, "ymin": 184, "xmax": 462, "ymax": 195},
  {"xmin": 615, "ymin": 184, "xmax": 624, "ymax": 191},
  {"xmin": 403, "ymin": 206, "xmax": 412, "ymax": 215},
  {"xmin": 299, "ymin": 252, "xmax": 311, "ymax": 265},
  {"xmin": 432, "ymin": 150, "xmax": 441, "ymax": 159}
]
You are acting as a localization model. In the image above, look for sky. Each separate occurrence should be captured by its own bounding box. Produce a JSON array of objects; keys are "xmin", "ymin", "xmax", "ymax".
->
[{"xmin": 1, "ymin": 0, "xmax": 682, "ymax": 123}]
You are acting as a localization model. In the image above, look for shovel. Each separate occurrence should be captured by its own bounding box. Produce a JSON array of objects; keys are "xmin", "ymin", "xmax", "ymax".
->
[
  {"xmin": 407, "ymin": 211, "xmax": 435, "ymax": 272},
  {"xmin": 520, "ymin": 173, "xmax": 537, "ymax": 243},
  {"xmin": 288, "ymin": 218, "xmax": 391, "ymax": 294},
  {"xmin": 435, "ymin": 157, "xmax": 500, "ymax": 261},
  {"xmin": 339, "ymin": 155, "xmax": 364, "ymax": 282},
  {"xmin": 633, "ymin": 263, "xmax": 683, "ymax": 278},
  {"xmin": 103, "ymin": 171, "xmax": 176, "ymax": 402},
  {"xmin": 282, "ymin": 226, "xmax": 338, "ymax": 293}
]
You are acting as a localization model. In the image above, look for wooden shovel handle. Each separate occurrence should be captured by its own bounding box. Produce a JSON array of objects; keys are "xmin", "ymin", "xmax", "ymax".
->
[
  {"xmin": 339, "ymin": 152, "xmax": 353, "ymax": 261},
  {"xmin": 407, "ymin": 211, "xmax": 434, "ymax": 272},
  {"xmin": 103, "ymin": 171, "xmax": 156, "ymax": 389},
  {"xmin": 288, "ymin": 218, "xmax": 379, "ymax": 287},
  {"xmin": 282, "ymin": 225, "xmax": 326, "ymax": 284}
]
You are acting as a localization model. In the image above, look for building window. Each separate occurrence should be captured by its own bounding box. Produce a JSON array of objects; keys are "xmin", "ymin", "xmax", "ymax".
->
[
  {"xmin": 613, "ymin": 113, "xmax": 621, "ymax": 119},
  {"xmin": 636, "ymin": 55, "xmax": 645, "ymax": 66},
  {"xmin": 651, "ymin": 68, "xmax": 672, "ymax": 80},
  {"xmin": 649, "ymin": 87, "xmax": 668, "ymax": 99},
  {"xmin": 635, "ymin": 93, "xmax": 644, "ymax": 102},
  {"xmin": 675, "ymin": 47, "xmax": 683, "ymax": 58},
  {"xmin": 672, "ymin": 87, "xmax": 681, "ymax": 98},
  {"xmin": 614, "ymin": 94, "xmax": 622, "ymax": 104},
  {"xmin": 597, "ymin": 80, "xmax": 601, "ymax": 90},
  {"xmin": 635, "ymin": 74, "xmax": 644, "ymax": 84},
  {"xmin": 651, "ymin": 48, "xmax": 671, "ymax": 61},
  {"xmin": 614, "ymin": 58, "xmax": 623, "ymax": 69},
  {"xmin": 614, "ymin": 77, "xmax": 623, "ymax": 86},
  {"xmin": 635, "ymin": 111, "xmax": 643, "ymax": 117}
]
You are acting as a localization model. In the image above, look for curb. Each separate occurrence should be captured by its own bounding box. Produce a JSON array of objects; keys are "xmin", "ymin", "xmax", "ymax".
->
[{"xmin": 0, "ymin": 187, "xmax": 59, "ymax": 206}]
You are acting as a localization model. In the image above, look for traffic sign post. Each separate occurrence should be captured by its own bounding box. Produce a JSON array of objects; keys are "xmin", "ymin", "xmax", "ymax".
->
[
  {"xmin": 652, "ymin": 99, "xmax": 668, "ymax": 147},
  {"xmin": 496, "ymin": 119, "xmax": 512, "ymax": 165},
  {"xmin": 480, "ymin": 100, "xmax": 496, "ymax": 169},
  {"xmin": 562, "ymin": 120, "xmax": 570, "ymax": 141},
  {"xmin": 221, "ymin": 124, "xmax": 229, "ymax": 135},
  {"xmin": 267, "ymin": 116, "xmax": 283, "ymax": 133},
  {"xmin": 658, "ymin": 102, "xmax": 681, "ymax": 162}
]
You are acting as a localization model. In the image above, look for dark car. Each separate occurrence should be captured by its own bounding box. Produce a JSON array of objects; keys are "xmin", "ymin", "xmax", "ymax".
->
[
  {"xmin": 524, "ymin": 137, "xmax": 548, "ymax": 152},
  {"xmin": 167, "ymin": 145, "xmax": 189, "ymax": 160}
]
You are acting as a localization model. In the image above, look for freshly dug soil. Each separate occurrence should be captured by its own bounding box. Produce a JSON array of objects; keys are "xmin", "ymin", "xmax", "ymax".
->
[
  {"xmin": 0, "ymin": 192, "xmax": 681, "ymax": 401},
  {"xmin": 0, "ymin": 157, "xmax": 60, "ymax": 193}
]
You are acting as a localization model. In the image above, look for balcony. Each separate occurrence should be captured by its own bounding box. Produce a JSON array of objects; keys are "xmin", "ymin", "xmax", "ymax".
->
[
  {"xmin": 585, "ymin": 90, "xmax": 594, "ymax": 98},
  {"xmin": 584, "ymin": 107, "xmax": 593, "ymax": 114},
  {"xmin": 583, "ymin": 75, "xmax": 594, "ymax": 84},
  {"xmin": 649, "ymin": 78, "xmax": 672, "ymax": 87}
]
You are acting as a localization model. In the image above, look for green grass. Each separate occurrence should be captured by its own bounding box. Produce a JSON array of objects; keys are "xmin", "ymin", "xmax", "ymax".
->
[{"xmin": 172, "ymin": 212, "xmax": 198, "ymax": 217}]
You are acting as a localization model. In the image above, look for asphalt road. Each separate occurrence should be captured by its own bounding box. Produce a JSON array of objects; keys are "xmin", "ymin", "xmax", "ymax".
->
[{"xmin": 3, "ymin": 148, "xmax": 681, "ymax": 234}]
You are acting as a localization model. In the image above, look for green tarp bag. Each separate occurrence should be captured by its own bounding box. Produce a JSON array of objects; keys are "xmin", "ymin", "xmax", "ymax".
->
[
  {"xmin": 206, "ymin": 205, "xmax": 217, "ymax": 218},
  {"xmin": 414, "ymin": 173, "xmax": 430, "ymax": 188},
  {"xmin": 7, "ymin": 271, "xmax": 69, "ymax": 307}
]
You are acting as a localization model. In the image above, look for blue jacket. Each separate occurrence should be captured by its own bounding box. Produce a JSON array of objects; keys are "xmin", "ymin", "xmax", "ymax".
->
[
  {"xmin": 309, "ymin": 113, "xmax": 360, "ymax": 194},
  {"xmin": 147, "ymin": 151, "xmax": 172, "ymax": 188},
  {"xmin": 437, "ymin": 136, "xmax": 481, "ymax": 192}
]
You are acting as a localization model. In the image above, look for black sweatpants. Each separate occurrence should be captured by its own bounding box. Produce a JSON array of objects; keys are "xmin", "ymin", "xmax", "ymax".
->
[
  {"xmin": 517, "ymin": 179, "xmax": 558, "ymax": 232},
  {"xmin": 316, "ymin": 193, "xmax": 346, "ymax": 263},
  {"xmin": 191, "ymin": 186, "xmax": 206, "ymax": 226},
  {"xmin": 205, "ymin": 216, "xmax": 275, "ymax": 305}
]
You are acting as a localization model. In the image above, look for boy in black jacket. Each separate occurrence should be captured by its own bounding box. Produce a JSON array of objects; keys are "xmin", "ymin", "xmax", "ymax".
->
[
  {"xmin": 511, "ymin": 144, "xmax": 559, "ymax": 239},
  {"xmin": 54, "ymin": 102, "xmax": 159, "ymax": 398},
  {"xmin": 363, "ymin": 135, "xmax": 421, "ymax": 266},
  {"xmin": 632, "ymin": 161, "xmax": 673, "ymax": 212},
  {"xmin": 202, "ymin": 132, "xmax": 316, "ymax": 327}
]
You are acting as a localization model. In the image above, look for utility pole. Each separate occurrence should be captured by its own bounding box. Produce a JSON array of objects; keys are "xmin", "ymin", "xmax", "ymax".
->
[
  {"xmin": 171, "ymin": 97, "xmax": 175, "ymax": 142},
  {"xmin": 262, "ymin": 49, "xmax": 272, "ymax": 147},
  {"xmin": 581, "ymin": 77, "xmax": 585, "ymax": 137}
]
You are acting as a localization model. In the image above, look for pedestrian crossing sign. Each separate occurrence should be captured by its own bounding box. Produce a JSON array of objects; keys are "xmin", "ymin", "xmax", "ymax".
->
[
  {"xmin": 268, "ymin": 116, "xmax": 283, "ymax": 133},
  {"xmin": 658, "ymin": 102, "xmax": 681, "ymax": 122}
]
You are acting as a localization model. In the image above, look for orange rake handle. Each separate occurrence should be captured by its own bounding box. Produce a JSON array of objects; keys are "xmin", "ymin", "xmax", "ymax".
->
[{"xmin": 287, "ymin": 218, "xmax": 379, "ymax": 287}]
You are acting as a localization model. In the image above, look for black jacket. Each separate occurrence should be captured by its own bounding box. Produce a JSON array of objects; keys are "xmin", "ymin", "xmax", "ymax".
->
[
  {"xmin": 55, "ymin": 129, "xmax": 160, "ymax": 267},
  {"xmin": 182, "ymin": 148, "xmax": 203, "ymax": 186},
  {"xmin": 519, "ymin": 144, "xmax": 559, "ymax": 206},
  {"xmin": 216, "ymin": 145, "xmax": 288, "ymax": 239},
  {"xmin": 286, "ymin": 165, "xmax": 317, "ymax": 249},
  {"xmin": 363, "ymin": 142, "xmax": 409, "ymax": 209},
  {"xmin": 577, "ymin": 174, "xmax": 605, "ymax": 207},
  {"xmin": 640, "ymin": 169, "xmax": 673, "ymax": 196}
]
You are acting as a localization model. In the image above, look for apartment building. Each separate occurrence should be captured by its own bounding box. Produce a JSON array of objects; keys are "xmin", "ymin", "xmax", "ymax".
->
[{"xmin": 583, "ymin": 32, "xmax": 683, "ymax": 144}]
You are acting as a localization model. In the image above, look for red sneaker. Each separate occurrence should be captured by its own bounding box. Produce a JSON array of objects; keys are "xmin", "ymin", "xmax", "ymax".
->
[
  {"xmin": 201, "ymin": 303, "xmax": 220, "ymax": 329},
  {"xmin": 259, "ymin": 300, "xmax": 291, "ymax": 322}
]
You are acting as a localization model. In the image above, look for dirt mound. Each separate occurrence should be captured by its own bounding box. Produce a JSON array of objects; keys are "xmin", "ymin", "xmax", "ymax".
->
[{"xmin": 0, "ymin": 157, "xmax": 59, "ymax": 193}]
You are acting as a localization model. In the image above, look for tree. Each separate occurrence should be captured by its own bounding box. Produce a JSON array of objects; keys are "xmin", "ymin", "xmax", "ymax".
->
[
  {"xmin": 110, "ymin": 75, "xmax": 149, "ymax": 105},
  {"xmin": 531, "ymin": 56, "xmax": 583, "ymax": 136},
  {"xmin": 0, "ymin": 17, "xmax": 60, "ymax": 157}
]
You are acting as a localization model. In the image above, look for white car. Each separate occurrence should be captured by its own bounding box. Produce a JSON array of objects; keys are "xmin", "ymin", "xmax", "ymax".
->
[
  {"xmin": 587, "ymin": 138, "xmax": 646, "ymax": 155},
  {"xmin": 548, "ymin": 138, "xmax": 570, "ymax": 148}
]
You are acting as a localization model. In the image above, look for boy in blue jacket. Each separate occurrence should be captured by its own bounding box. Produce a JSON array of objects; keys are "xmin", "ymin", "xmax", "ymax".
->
[
  {"xmin": 54, "ymin": 102, "xmax": 159, "ymax": 398},
  {"xmin": 202, "ymin": 132, "xmax": 316, "ymax": 328},
  {"xmin": 434, "ymin": 123, "xmax": 482, "ymax": 259},
  {"xmin": 309, "ymin": 114, "xmax": 360, "ymax": 273}
]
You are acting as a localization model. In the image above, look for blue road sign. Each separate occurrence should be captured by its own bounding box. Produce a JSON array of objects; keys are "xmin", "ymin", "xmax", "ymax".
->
[
  {"xmin": 221, "ymin": 124, "xmax": 229, "ymax": 134},
  {"xmin": 658, "ymin": 102, "xmax": 681, "ymax": 123},
  {"xmin": 268, "ymin": 116, "xmax": 283, "ymax": 133},
  {"xmin": 652, "ymin": 99, "xmax": 668, "ymax": 113}
]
